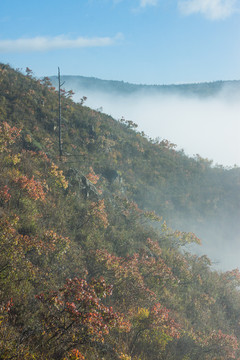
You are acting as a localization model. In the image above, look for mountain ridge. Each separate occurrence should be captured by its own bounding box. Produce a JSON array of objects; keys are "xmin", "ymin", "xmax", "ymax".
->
[{"xmin": 49, "ymin": 74, "xmax": 240, "ymax": 97}]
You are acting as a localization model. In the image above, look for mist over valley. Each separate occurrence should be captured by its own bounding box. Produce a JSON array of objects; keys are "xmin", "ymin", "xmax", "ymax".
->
[
  {"xmin": 51, "ymin": 76, "xmax": 240, "ymax": 168},
  {"xmin": 49, "ymin": 75, "xmax": 240, "ymax": 270}
]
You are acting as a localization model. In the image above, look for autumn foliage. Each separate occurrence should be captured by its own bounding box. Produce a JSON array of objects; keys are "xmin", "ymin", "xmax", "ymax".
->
[
  {"xmin": 1, "ymin": 64, "xmax": 240, "ymax": 360},
  {"xmin": 36, "ymin": 277, "xmax": 130, "ymax": 346}
]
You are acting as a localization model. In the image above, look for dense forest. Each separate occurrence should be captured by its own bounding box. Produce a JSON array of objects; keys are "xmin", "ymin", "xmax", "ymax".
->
[{"xmin": 1, "ymin": 63, "xmax": 240, "ymax": 359}]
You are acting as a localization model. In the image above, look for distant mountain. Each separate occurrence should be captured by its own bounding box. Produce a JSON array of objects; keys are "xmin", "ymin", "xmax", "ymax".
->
[{"xmin": 49, "ymin": 74, "xmax": 240, "ymax": 98}]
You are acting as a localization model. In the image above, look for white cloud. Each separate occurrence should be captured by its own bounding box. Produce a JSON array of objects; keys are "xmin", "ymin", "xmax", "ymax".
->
[
  {"xmin": 140, "ymin": 0, "xmax": 158, "ymax": 7},
  {"xmin": 178, "ymin": 0, "xmax": 239, "ymax": 20},
  {"xmin": 0, "ymin": 34, "xmax": 120, "ymax": 53},
  {"xmin": 113, "ymin": 0, "xmax": 158, "ymax": 10}
]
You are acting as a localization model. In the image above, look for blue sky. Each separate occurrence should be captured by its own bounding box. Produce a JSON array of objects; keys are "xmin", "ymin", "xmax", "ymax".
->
[{"xmin": 0, "ymin": 0, "xmax": 240, "ymax": 84}]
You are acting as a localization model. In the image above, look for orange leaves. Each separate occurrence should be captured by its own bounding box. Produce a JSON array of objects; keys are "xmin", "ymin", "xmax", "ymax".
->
[
  {"xmin": 14, "ymin": 175, "xmax": 47, "ymax": 201},
  {"xmin": 86, "ymin": 167, "xmax": 100, "ymax": 185},
  {"xmin": 0, "ymin": 185, "xmax": 11, "ymax": 203},
  {"xmin": 86, "ymin": 167, "xmax": 103, "ymax": 194},
  {"xmin": 88, "ymin": 199, "xmax": 109, "ymax": 228},
  {"xmin": 64, "ymin": 349, "xmax": 85, "ymax": 360},
  {"xmin": 1, "ymin": 298, "xmax": 14, "ymax": 314}
]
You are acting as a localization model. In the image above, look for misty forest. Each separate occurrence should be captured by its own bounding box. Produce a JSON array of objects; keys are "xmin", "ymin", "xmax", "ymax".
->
[{"xmin": 2, "ymin": 63, "xmax": 240, "ymax": 360}]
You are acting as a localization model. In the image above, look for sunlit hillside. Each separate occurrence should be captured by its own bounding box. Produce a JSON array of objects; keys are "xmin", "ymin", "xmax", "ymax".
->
[{"xmin": 1, "ymin": 64, "xmax": 240, "ymax": 360}]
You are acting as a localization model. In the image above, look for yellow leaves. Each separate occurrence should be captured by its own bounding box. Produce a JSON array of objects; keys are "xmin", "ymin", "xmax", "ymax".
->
[
  {"xmin": 143, "ymin": 210, "xmax": 162, "ymax": 222},
  {"xmin": 50, "ymin": 162, "xmax": 68, "ymax": 189},
  {"xmin": 11, "ymin": 154, "xmax": 21, "ymax": 165},
  {"xmin": 175, "ymin": 231, "xmax": 201, "ymax": 246},
  {"xmin": 161, "ymin": 221, "xmax": 201, "ymax": 246},
  {"xmin": 135, "ymin": 307, "xmax": 150, "ymax": 322},
  {"xmin": 120, "ymin": 353, "xmax": 132, "ymax": 360},
  {"xmin": 3, "ymin": 153, "xmax": 21, "ymax": 166}
]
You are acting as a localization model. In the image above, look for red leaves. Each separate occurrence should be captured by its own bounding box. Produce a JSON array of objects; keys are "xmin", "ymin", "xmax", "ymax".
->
[
  {"xmin": 149, "ymin": 303, "xmax": 180, "ymax": 339},
  {"xmin": 1, "ymin": 298, "xmax": 14, "ymax": 314},
  {"xmin": 86, "ymin": 167, "xmax": 100, "ymax": 185},
  {"xmin": 36, "ymin": 277, "xmax": 130, "ymax": 344},
  {"xmin": 14, "ymin": 175, "xmax": 47, "ymax": 201},
  {"xmin": 0, "ymin": 185, "xmax": 11, "ymax": 203},
  {"xmin": 199, "ymin": 330, "xmax": 239, "ymax": 359},
  {"xmin": 64, "ymin": 349, "xmax": 85, "ymax": 360},
  {"xmin": 95, "ymin": 239, "xmax": 176, "ymax": 308}
]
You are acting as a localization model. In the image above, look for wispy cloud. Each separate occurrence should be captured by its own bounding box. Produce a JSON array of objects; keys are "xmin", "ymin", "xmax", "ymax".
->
[
  {"xmin": 113, "ymin": 0, "xmax": 158, "ymax": 6},
  {"xmin": 178, "ymin": 0, "xmax": 239, "ymax": 20},
  {"xmin": 140, "ymin": 0, "xmax": 158, "ymax": 7},
  {"xmin": 0, "ymin": 34, "xmax": 121, "ymax": 53}
]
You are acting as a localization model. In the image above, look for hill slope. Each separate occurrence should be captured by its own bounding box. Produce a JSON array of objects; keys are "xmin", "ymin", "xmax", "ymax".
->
[
  {"xmin": 1, "ymin": 64, "xmax": 240, "ymax": 360},
  {"xmin": 49, "ymin": 72, "xmax": 240, "ymax": 269}
]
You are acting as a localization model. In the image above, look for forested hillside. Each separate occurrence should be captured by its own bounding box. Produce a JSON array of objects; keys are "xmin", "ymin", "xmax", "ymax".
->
[
  {"xmin": 52, "ymin": 72, "xmax": 240, "ymax": 268},
  {"xmin": 1, "ymin": 63, "xmax": 240, "ymax": 360}
]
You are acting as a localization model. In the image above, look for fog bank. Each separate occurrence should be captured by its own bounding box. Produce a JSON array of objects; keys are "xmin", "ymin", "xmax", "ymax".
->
[
  {"xmin": 73, "ymin": 88, "xmax": 240, "ymax": 167},
  {"xmin": 73, "ymin": 87, "xmax": 240, "ymax": 270}
]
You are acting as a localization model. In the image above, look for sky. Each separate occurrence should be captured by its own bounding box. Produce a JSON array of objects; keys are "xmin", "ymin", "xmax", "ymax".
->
[
  {"xmin": 1, "ymin": 0, "xmax": 240, "ymax": 168},
  {"xmin": 1, "ymin": 0, "xmax": 240, "ymax": 84}
]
